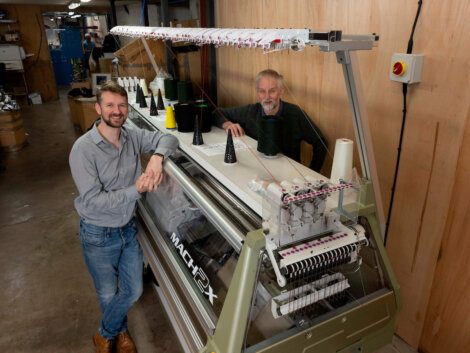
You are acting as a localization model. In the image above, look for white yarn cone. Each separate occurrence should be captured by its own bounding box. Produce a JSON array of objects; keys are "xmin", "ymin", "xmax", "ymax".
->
[
  {"xmin": 139, "ymin": 78, "xmax": 148, "ymax": 97},
  {"xmin": 330, "ymin": 138, "xmax": 353, "ymax": 184},
  {"xmin": 122, "ymin": 77, "xmax": 129, "ymax": 89}
]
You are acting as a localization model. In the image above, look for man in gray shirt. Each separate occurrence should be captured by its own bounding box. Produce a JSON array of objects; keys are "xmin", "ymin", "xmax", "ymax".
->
[{"xmin": 69, "ymin": 81, "xmax": 178, "ymax": 353}]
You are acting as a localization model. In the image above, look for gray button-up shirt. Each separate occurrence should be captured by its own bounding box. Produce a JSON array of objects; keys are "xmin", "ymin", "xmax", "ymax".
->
[{"xmin": 69, "ymin": 120, "xmax": 178, "ymax": 227}]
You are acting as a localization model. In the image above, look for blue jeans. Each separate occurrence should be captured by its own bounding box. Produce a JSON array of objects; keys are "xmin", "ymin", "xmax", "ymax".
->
[{"xmin": 79, "ymin": 217, "xmax": 143, "ymax": 339}]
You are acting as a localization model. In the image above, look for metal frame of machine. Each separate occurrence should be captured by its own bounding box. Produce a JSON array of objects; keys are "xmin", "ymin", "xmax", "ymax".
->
[{"xmin": 117, "ymin": 25, "xmax": 400, "ymax": 353}]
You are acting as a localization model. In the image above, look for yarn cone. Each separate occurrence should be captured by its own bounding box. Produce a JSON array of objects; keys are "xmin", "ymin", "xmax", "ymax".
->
[
  {"xmin": 156, "ymin": 89, "xmax": 165, "ymax": 110},
  {"xmin": 135, "ymin": 84, "xmax": 141, "ymax": 104},
  {"xmin": 139, "ymin": 86, "xmax": 148, "ymax": 108},
  {"xmin": 192, "ymin": 114, "xmax": 204, "ymax": 145},
  {"xmin": 139, "ymin": 78, "xmax": 148, "ymax": 97},
  {"xmin": 149, "ymin": 93, "xmax": 158, "ymax": 116},
  {"xmin": 165, "ymin": 104, "xmax": 177, "ymax": 129},
  {"xmin": 224, "ymin": 129, "xmax": 237, "ymax": 164}
]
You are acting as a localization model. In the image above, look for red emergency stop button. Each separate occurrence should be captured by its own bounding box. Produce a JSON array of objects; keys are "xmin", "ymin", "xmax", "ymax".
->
[{"xmin": 392, "ymin": 61, "xmax": 406, "ymax": 76}]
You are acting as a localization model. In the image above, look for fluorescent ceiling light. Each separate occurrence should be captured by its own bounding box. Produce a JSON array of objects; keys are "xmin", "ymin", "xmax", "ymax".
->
[
  {"xmin": 81, "ymin": 0, "xmax": 92, "ymax": 3},
  {"xmin": 68, "ymin": 1, "xmax": 80, "ymax": 9},
  {"xmin": 68, "ymin": 12, "xmax": 74, "ymax": 15},
  {"xmin": 71, "ymin": 14, "xmax": 82, "ymax": 18}
]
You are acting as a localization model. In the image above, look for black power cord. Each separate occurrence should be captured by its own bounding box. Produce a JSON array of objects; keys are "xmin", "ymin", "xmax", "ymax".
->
[{"xmin": 384, "ymin": 0, "xmax": 423, "ymax": 245}]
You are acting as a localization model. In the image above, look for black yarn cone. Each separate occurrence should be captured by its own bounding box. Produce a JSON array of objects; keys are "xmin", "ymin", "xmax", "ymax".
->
[
  {"xmin": 192, "ymin": 114, "xmax": 204, "ymax": 145},
  {"xmin": 156, "ymin": 89, "xmax": 165, "ymax": 110},
  {"xmin": 149, "ymin": 94, "xmax": 158, "ymax": 116},
  {"xmin": 139, "ymin": 86, "xmax": 148, "ymax": 108},
  {"xmin": 135, "ymin": 84, "xmax": 141, "ymax": 104},
  {"xmin": 224, "ymin": 129, "xmax": 237, "ymax": 164}
]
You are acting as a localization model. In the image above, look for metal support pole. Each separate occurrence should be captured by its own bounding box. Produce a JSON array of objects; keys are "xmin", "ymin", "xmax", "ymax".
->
[
  {"xmin": 336, "ymin": 50, "xmax": 386, "ymax": 237},
  {"xmin": 203, "ymin": 230, "xmax": 265, "ymax": 353},
  {"xmin": 143, "ymin": 0, "xmax": 149, "ymax": 27},
  {"xmin": 204, "ymin": 0, "xmax": 217, "ymax": 104},
  {"xmin": 160, "ymin": 0, "xmax": 174, "ymax": 77},
  {"xmin": 109, "ymin": 0, "xmax": 117, "ymax": 28}
]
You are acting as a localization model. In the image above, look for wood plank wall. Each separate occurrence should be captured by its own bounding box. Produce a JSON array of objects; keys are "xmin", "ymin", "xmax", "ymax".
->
[{"xmin": 214, "ymin": 0, "xmax": 470, "ymax": 351}]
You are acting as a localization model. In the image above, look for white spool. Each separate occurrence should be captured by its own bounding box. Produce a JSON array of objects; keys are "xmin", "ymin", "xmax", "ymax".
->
[
  {"xmin": 139, "ymin": 78, "xmax": 149, "ymax": 97},
  {"xmin": 330, "ymin": 138, "xmax": 354, "ymax": 184},
  {"xmin": 156, "ymin": 77, "xmax": 165, "ymax": 96},
  {"xmin": 149, "ymin": 76, "xmax": 165, "ymax": 96}
]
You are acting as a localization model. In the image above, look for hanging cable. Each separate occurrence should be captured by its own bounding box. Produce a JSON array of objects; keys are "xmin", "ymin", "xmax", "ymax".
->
[{"xmin": 384, "ymin": 0, "xmax": 423, "ymax": 245}]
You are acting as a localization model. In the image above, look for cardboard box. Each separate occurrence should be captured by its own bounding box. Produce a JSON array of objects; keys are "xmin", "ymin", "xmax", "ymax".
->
[
  {"xmin": 28, "ymin": 92, "xmax": 42, "ymax": 105},
  {"xmin": 114, "ymin": 38, "xmax": 165, "ymax": 83},
  {"xmin": 117, "ymin": 62, "xmax": 155, "ymax": 83},
  {"xmin": 67, "ymin": 96, "xmax": 81, "ymax": 126},
  {"xmin": 70, "ymin": 80, "xmax": 91, "ymax": 90},
  {"xmin": 114, "ymin": 38, "xmax": 165, "ymax": 65},
  {"xmin": 76, "ymin": 97, "xmax": 98, "ymax": 132},
  {"xmin": 99, "ymin": 58, "xmax": 113, "ymax": 73}
]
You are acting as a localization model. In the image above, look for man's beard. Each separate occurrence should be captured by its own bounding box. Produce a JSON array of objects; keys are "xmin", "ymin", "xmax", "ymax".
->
[
  {"xmin": 101, "ymin": 114, "xmax": 125, "ymax": 128},
  {"xmin": 261, "ymin": 99, "xmax": 277, "ymax": 114}
]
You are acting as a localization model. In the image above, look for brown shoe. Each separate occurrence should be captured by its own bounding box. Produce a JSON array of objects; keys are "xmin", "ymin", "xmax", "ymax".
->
[
  {"xmin": 116, "ymin": 331, "xmax": 137, "ymax": 353},
  {"xmin": 92, "ymin": 332, "xmax": 113, "ymax": 353}
]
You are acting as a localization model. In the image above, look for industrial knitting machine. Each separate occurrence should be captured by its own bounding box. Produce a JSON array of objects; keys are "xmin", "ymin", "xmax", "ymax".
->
[{"xmin": 114, "ymin": 25, "xmax": 400, "ymax": 353}]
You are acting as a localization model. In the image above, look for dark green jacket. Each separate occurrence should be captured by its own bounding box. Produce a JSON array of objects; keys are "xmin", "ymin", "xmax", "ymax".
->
[{"xmin": 213, "ymin": 101, "xmax": 327, "ymax": 172}]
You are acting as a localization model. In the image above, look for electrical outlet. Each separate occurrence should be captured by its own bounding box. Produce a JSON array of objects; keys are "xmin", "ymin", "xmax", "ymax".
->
[{"xmin": 390, "ymin": 53, "xmax": 424, "ymax": 84}]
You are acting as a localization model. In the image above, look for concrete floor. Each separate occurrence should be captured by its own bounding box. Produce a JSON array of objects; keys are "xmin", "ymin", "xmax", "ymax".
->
[
  {"xmin": 0, "ymin": 93, "xmax": 180, "ymax": 353},
  {"xmin": 0, "ymin": 92, "xmax": 416, "ymax": 353}
]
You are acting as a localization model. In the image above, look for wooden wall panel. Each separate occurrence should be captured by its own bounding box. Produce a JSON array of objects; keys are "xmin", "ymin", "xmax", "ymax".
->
[
  {"xmin": 419, "ymin": 107, "xmax": 470, "ymax": 353},
  {"xmin": 416, "ymin": 3, "xmax": 470, "ymax": 352},
  {"xmin": 386, "ymin": 0, "xmax": 470, "ymax": 348},
  {"xmin": 2, "ymin": 5, "xmax": 58, "ymax": 102},
  {"xmin": 215, "ymin": 0, "xmax": 470, "ymax": 350}
]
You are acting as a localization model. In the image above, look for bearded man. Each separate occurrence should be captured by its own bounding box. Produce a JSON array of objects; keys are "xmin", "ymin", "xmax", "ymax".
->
[
  {"xmin": 213, "ymin": 69, "xmax": 327, "ymax": 172},
  {"xmin": 69, "ymin": 81, "xmax": 178, "ymax": 353}
]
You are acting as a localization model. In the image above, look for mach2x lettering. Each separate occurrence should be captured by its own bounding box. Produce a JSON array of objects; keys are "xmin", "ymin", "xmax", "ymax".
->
[{"xmin": 169, "ymin": 232, "xmax": 217, "ymax": 305}]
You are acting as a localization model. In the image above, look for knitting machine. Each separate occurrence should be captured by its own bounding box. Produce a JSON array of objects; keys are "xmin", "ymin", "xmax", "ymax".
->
[
  {"xmin": 119, "ymin": 24, "xmax": 400, "ymax": 353},
  {"xmin": 260, "ymin": 178, "xmax": 367, "ymax": 316}
]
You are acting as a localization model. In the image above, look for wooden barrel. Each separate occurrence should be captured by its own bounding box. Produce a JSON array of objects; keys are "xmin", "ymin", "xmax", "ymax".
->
[{"xmin": 0, "ymin": 111, "xmax": 27, "ymax": 152}]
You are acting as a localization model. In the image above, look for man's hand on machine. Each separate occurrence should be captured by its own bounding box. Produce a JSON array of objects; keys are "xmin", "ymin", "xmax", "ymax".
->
[
  {"xmin": 222, "ymin": 121, "xmax": 245, "ymax": 137},
  {"xmin": 136, "ymin": 172, "xmax": 155, "ymax": 193},
  {"xmin": 136, "ymin": 154, "xmax": 164, "ymax": 193}
]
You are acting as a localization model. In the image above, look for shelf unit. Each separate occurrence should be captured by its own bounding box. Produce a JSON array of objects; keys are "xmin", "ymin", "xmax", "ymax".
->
[
  {"xmin": 0, "ymin": 19, "xmax": 27, "ymax": 101},
  {"xmin": 0, "ymin": 18, "xmax": 19, "ymax": 42}
]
